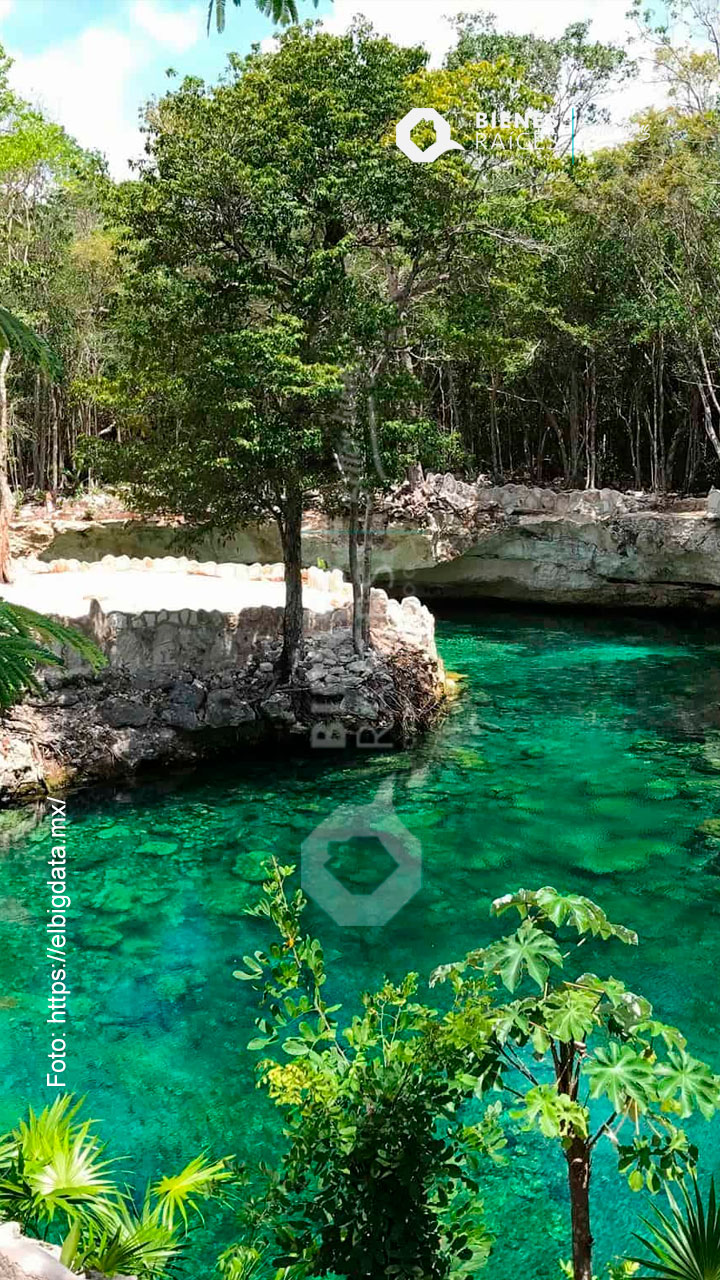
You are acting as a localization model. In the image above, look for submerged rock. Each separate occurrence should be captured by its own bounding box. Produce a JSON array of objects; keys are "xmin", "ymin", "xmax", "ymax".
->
[
  {"xmin": 697, "ymin": 818, "xmax": 720, "ymax": 840},
  {"xmin": 232, "ymin": 850, "xmax": 271, "ymax": 882}
]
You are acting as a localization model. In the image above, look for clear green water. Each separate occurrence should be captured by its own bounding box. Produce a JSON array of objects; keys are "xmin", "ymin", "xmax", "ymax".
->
[{"xmin": 3, "ymin": 606, "xmax": 720, "ymax": 1278}]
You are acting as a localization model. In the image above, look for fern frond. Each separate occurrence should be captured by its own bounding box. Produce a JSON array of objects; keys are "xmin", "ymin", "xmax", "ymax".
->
[
  {"xmin": 0, "ymin": 602, "xmax": 106, "ymax": 711},
  {"xmin": 0, "ymin": 306, "xmax": 62, "ymax": 378}
]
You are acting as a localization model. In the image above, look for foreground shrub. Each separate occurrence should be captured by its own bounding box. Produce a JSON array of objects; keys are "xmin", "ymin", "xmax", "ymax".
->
[
  {"xmin": 233, "ymin": 859, "xmax": 503, "ymax": 1279},
  {"xmin": 236, "ymin": 872, "xmax": 720, "ymax": 1280},
  {"xmin": 0, "ymin": 1095, "xmax": 231, "ymax": 1276}
]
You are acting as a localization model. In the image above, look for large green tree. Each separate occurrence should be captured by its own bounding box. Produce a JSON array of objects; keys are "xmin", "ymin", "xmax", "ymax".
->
[{"xmin": 98, "ymin": 22, "xmax": 542, "ymax": 671}]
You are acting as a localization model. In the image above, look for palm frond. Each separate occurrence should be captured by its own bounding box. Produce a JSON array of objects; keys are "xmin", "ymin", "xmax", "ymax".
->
[
  {"xmin": 80, "ymin": 1199, "xmax": 181, "ymax": 1277},
  {"xmin": 0, "ymin": 602, "xmax": 106, "ymax": 711},
  {"xmin": 0, "ymin": 305, "xmax": 62, "ymax": 379},
  {"xmin": 152, "ymin": 1153, "xmax": 232, "ymax": 1230},
  {"xmin": 0, "ymin": 1097, "xmax": 116, "ymax": 1230},
  {"xmin": 207, "ymin": 0, "xmax": 317, "ymax": 34},
  {"xmin": 630, "ymin": 1175, "xmax": 720, "ymax": 1279},
  {"xmin": 0, "ymin": 1097, "xmax": 231, "ymax": 1278}
]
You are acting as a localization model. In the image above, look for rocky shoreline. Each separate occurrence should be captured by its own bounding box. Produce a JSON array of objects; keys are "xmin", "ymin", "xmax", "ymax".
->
[
  {"xmin": 0, "ymin": 558, "xmax": 445, "ymax": 804},
  {"xmin": 8, "ymin": 476, "xmax": 720, "ymax": 801}
]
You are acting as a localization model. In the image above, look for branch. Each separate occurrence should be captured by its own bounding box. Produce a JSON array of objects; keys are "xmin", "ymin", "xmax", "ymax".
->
[{"xmin": 589, "ymin": 1111, "xmax": 617, "ymax": 1150}]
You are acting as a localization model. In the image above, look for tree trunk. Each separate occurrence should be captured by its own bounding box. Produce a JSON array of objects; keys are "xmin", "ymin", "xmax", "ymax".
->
[
  {"xmin": 0, "ymin": 348, "xmax": 14, "ymax": 584},
  {"xmin": 278, "ymin": 481, "xmax": 303, "ymax": 678},
  {"xmin": 584, "ymin": 359, "xmax": 597, "ymax": 490},
  {"xmin": 360, "ymin": 491, "xmax": 374, "ymax": 646},
  {"xmin": 348, "ymin": 494, "xmax": 363, "ymax": 654},
  {"xmin": 489, "ymin": 374, "xmax": 503, "ymax": 481},
  {"xmin": 565, "ymin": 1137, "xmax": 593, "ymax": 1280},
  {"xmin": 569, "ymin": 365, "xmax": 581, "ymax": 486},
  {"xmin": 698, "ymin": 381, "xmax": 720, "ymax": 462}
]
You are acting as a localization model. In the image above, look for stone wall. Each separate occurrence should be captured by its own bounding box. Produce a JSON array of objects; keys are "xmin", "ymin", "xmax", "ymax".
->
[
  {"xmin": 0, "ymin": 558, "xmax": 443, "ymax": 802},
  {"xmin": 21, "ymin": 557, "xmax": 435, "ymax": 675}
]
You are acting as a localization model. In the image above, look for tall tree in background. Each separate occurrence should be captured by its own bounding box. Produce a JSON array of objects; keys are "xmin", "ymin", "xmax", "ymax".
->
[
  {"xmin": 445, "ymin": 11, "xmax": 632, "ymax": 148},
  {"xmin": 632, "ymin": 0, "xmax": 720, "ymax": 112},
  {"xmin": 0, "ymin": 43, "xmax": 111, "ymax": 580}
]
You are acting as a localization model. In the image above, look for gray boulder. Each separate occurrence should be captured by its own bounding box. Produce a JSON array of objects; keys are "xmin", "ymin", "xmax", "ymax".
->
[
  {"xmin": 101, "ymin": 697, "xmax": 152, "ymax": 728},
  {"xmin": 205, "ymin": 688, "xmax": 255, "ymax": 728}
]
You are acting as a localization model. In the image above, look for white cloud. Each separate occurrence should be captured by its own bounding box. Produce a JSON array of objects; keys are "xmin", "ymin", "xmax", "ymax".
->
[
  {"xmin": 11, "ymin": 26, "xmax": 144, "ymax": 175},
  {"xmin": 0, "ymin": 0, "xmax": 13, "ymax": 20},
  {"xmin": 6, "ymin": 0, "xmax": 669, "ymax": 179},
  {"xmin": 8, "ymin": 2, "xmax": 202, "ymax": 178},
  {"xmin": 130, "ymin": 0, "xmax": 203, "ymax": 54}
]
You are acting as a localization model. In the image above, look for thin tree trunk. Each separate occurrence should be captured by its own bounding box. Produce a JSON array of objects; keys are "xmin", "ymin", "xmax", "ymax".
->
[
  {"xmin": 489, "ymin": 374, "xmax": 503, "ymax": 481},
  {"xmin": 360, "ymin": 491, "xmax": 374, "ymax": 646},
  {"xmin": 348, "ymin": 494, "xmax": 363, "ymax": 654},
  {"xmin": 698, "ymin": 381, "xmax": 720, "ymax": 462},
  {"xmin": 584, "ymin": 360, "xmax": 597, "ymax": 490},
  {"xmin": 566, "ymin": 1138, "xmax": 593, "ymax": 1280},
  {"xmin": 657, "ymin": 333, "xmax": 666, "ymax": 491},
  {"xmin": 543, "ymin": 407, "xmax": 569, "ymax": 482},
  {"xmin": 0, "ymin": 348, "xmax": 14, "ymax": 584},
  {"xmin": 556, "ymin": 1040, "xmax": 594, "ymax": 1280},
  {"xmin": 535, "ymin": 426, "xmax": 548, "ymax": 483},
  {"xmin": 278, "ymin": 480, "xmax": 303, "ymax": 678},
  {"xmin": 32, "ymin": 372, "xmax": 41, "ymax": 489},
  {"xmin": 569, "ymin": 366, "xmax": 581, "ymax": 486}
]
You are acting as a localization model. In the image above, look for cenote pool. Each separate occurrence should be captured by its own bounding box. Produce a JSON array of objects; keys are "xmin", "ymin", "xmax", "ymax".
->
[{"xmin": 3, "ymin": 606, "xmax": 720, "ymax": 1278}]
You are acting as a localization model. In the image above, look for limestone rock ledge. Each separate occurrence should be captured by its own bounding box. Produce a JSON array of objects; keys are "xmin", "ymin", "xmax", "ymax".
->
[
  {"xmin": 0, "ymin": 561, "xmax": 444, "ymax": 804},
  {"xmin": 305, "ymin": 478, "xmax": 720, "ymax": 610},
  {"xmin": 21, "ymin": 480, "xmax": 720, "ymax": 610},
  {"xmin": 0, "ymin": 1221, "xmax": 133, "ymax": 1280}
]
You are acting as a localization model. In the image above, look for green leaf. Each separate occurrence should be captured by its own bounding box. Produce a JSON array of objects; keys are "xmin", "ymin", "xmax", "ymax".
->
[
  {"xmin": 655, "ymin": 1049, "xmax": 720, "ymax": 1121},
  {"xmin": 514, "ymin": 1085, "xmax": 589, "ymax": 1140},
  {"xmin": 0, "ymin": 306, "xmax": 62, "ymax": 378},
  {"xmin": 544, "ymin": 986, "xmax": 600, "ymax": 1042},
  {"xmin": 492, "ymin": 887, "xmax": 638, "ymax": 945},
  {"xmin": 483, "ymin": 919, "xmax": 563, "ymax": 992},
  {"xmin": 585, "ymin": 1043, "xmax": 655, "ymax": 1113},
  {"xmin": 0, "ymin": 603, "xmax": 106, "ymax": 711}
]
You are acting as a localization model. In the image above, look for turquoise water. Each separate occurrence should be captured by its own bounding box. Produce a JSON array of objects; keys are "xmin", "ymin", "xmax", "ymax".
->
[{"xmin": 3, "ymin": 606, "xmax": 720, "ymax": 1277}]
